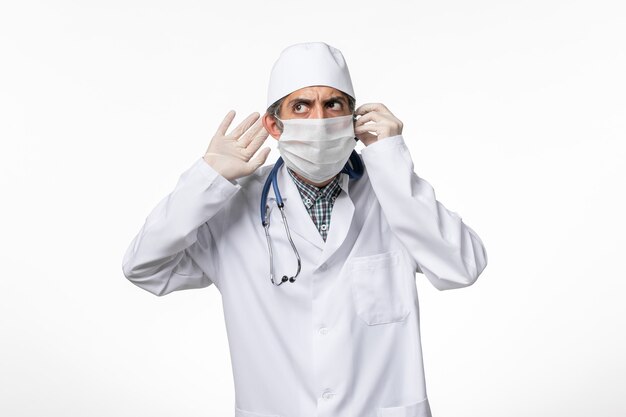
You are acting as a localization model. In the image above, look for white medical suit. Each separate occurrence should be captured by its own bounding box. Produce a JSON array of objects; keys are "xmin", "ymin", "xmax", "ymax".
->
[{"xmin": 122, "ymin": 134, "xmax": 488, "ymax": 417}]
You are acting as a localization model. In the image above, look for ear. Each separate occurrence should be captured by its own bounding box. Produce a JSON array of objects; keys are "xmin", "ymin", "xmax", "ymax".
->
[{"xmin": 262, "ymin": 112, "xmax": 281, "ymax": 141}]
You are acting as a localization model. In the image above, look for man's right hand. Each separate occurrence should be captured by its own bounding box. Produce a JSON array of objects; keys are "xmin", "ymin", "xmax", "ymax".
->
[{"xmin": 203, "ymin": 110, "xmax": 272, "ymax": 181}]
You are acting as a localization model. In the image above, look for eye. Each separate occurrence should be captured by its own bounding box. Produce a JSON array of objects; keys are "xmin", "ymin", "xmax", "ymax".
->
[
  {"xmin": 326, "ymin": 100, "xmax": 342, "ymax": 110},
  {"xmin": 293, "ymin": 102, "xmax": 309, "ymax": 113}
]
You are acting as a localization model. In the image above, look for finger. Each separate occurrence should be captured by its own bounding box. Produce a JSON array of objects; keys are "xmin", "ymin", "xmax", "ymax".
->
[
  {"xmin": 355, "ymin": 103, "xmax": 386, "ymax": 116},
  {"xmin": 215, "ymin": 110, "xmax": 236, "ymax": 136},
  {"xmin": 238, "ymin": 118, "xmax": 265, "ymax": 148},
  {"xmin": 247, "ymin": 146, "xmax": 272, "ymax": 171},
  {"xmin": 355, "ymin": 123, "xmax": 381, "ymax": 136},
  {"xmin": 244, "ymin": 127, "xmax": 270, "ymax": 155},
  {"xmin": 354, "ymin": 111, "xmax": 382, "ymax": 127},
  {"xmin": 355, "ymin": 130, "xmax": 378, "ymax": 145},
  {"xmin": 228, "ymin": 112, "xmax": 260, "ymax": 139}
]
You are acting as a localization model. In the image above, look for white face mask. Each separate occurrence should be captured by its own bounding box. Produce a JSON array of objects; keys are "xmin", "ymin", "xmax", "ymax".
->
[{"xmin": 275, "ymin": 114, "xmax": 357, "ymax": 183}]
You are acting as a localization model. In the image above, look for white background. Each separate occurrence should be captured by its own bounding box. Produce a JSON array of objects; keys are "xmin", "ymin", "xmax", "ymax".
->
[{"xmin": 1, "ymin": 1, "xmax": 625, "ymax": 416}]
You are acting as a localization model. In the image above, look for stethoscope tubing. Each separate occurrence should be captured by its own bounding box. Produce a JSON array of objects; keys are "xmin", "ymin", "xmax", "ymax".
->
[{"xmin": 261, "ymin": 151, "xmax": 364, "ymax": 286}]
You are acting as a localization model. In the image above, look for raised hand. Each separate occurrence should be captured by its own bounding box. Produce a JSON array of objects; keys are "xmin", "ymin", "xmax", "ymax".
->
[
  {"xmin": 203, "ymin": 110, "xmax": 272, "ymax": 181},
  {"xmin": 354, "ymin": 103, "xmax": 403, "ymax": 146}
]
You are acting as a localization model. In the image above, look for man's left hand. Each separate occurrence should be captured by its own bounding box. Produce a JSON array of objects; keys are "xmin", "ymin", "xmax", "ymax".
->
[{"xmin": 354, "ymin": 103, "xmax": 403, "ymax": 146}]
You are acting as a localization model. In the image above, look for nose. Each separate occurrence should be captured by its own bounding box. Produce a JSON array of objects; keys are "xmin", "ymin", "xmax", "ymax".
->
[
  {"xmin": 310, "ymin": 104, "xmax": 341, "ymax": 119},
  {"xmin": 310, "ymin": 104, "xmax": 324, "ymax": 119}
]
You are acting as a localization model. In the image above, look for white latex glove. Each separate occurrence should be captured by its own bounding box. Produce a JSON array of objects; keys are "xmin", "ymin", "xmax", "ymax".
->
[
  {"xmin": 203, "ymin": 110, "xmax": 272, "ymax": 181},
  {"xmin": 354, "ymin": 103, "xmax": 403, "ymax": 146}
]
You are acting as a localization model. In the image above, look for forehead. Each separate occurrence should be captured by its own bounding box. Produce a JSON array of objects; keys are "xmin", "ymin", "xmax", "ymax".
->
[{"xmin": 285, "ymin": 85, "xmax": 348, "ymax": 100}]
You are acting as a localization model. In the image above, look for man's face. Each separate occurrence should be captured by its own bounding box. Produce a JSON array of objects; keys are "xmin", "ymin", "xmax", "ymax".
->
[{"xmin": 262, "ymin": 85, "xmax": 352, "ymax": 141}]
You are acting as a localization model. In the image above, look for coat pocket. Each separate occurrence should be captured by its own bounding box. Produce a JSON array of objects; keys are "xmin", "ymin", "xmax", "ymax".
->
[
  {"xmin": 234, "ymin": 406, "xmax": 281, "ymax": 417},
  {"xmin": 378, "ymin": 398, "xmax": 432, "ymax": 417},
  {"xmin": 348, "ymin": 250, "xmax": 411, "ymax": 326}
]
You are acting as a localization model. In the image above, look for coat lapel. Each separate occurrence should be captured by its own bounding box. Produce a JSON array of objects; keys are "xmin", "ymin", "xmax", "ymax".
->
[
  {"xmin": 267, "ymin": 164, "xmax": 356, "ymax": 267},
  {"xmin": 267, "ymin": 163, "xmax": 325, "ymax": 250},
  {"xmin": 317, "ymin": 173, "xmax": 354, "ymax": 268}
]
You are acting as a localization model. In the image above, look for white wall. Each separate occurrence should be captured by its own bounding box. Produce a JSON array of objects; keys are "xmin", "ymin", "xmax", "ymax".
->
[{"xmin": 1, "ymin": 0, "xmax": 624, "ymax": 416}]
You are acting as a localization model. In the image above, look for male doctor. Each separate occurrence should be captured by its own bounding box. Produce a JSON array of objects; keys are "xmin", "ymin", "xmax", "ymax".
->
[{"xmin": 122, "ymin": 42, "xmax": 488, "ymax": 417}]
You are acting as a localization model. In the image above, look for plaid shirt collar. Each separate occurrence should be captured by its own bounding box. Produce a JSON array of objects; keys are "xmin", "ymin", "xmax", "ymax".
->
[{"xmin": 286, "ymin": 168, "xmax": 342, "ymax": 209}]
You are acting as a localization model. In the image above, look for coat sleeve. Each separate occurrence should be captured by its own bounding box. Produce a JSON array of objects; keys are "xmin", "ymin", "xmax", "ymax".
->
[
  {"xmin": 359, "ymin": 135, "xmax": 488, "ymax": 290},
  {"xmin": 121, "ymin": 157, "xmax": 241, "ymax": 296}
]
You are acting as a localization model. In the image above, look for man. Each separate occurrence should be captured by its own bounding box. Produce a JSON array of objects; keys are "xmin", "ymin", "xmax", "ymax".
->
[{"xmin": 122, "ymin": 41, "xmax": 488, "ymax": 417}]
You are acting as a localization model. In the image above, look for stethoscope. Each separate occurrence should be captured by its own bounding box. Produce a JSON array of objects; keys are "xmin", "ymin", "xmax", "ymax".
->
[{"xmin": 260, "ymin": 150, "xmax": 364, "ymax": 286}]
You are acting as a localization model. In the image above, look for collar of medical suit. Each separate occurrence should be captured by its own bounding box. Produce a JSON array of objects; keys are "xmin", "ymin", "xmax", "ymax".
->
[
  {"xmin": 266, "ymin": 160, "xmax": 353, "ymax": 253},
  {"xmin": 267, "ymin": 162, "xmax": 350, "ymax": 205},
  {"xmin": 266, "ymin": 42, "xmax": 356, "ymax": 108},
  {"xmin": 286, "ymin": 167, "xmax": 342, "ymax": 210}
]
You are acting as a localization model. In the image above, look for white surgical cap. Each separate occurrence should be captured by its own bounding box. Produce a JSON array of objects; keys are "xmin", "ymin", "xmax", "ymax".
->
[{"xmin": 266, "ymin": 41, "xmax": 356, "ymax": 109}]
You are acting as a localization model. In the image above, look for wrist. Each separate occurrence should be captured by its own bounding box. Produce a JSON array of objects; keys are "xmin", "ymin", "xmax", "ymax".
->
[{"xmin": 203, "ymin": 154, "xmax": 235, "ymax": 182}]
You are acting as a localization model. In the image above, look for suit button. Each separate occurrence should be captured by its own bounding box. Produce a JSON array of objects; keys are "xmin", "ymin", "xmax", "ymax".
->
[
  {"xmin": 318, "ymin": 327, "xmax": 328, "ymax": 335},
  {"xmin": 321, "ymin": 389, "xmax": 334, "ymax": 400}
]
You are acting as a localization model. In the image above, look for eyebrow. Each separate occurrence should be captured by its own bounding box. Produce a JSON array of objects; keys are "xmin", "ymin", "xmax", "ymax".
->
[{"xmin": 287, "ymin": 95, "xmax": 347, "ymax": 107}]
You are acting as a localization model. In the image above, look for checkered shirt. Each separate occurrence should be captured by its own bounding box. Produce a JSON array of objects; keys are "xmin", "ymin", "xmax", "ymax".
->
[{"xmin": 286, "ymin": 168, "xmax": 342, "ymax": 242}]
